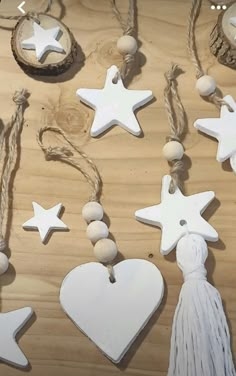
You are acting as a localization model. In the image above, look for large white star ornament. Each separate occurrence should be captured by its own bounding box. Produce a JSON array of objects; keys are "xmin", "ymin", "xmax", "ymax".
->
[
  {"xmin": 22, "ymin": 202, "xmax": 68, "ymax": 243},
  {"xmin": 135, "ymin": 175, "xmax": 218, "ymax": 255},
  {"xmin": 21, "ymin": 22, "xmax": 64, "ymax": 61},
  {"xmin": 0, "ymin": 307, "xmax": 33, "ymax": 367},
  {"xmin": 194, "ymin": 95, "xmax": 236, "ymax": 166},
  {"xmin": 76, "ymin": 65, "xmax": 153, "ymax": 137}
]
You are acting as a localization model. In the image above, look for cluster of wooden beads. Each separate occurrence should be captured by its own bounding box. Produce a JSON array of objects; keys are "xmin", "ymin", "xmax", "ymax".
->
[
  {"xmin": 0, "ymin": 239, "xmax": 9, "ymax": 275},
  {"xmin": 82, "ymin": 201, "xmax": 118, "ymax": 263}
]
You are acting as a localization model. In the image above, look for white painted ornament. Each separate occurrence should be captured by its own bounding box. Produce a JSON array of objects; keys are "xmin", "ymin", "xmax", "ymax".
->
[
  {"xmin": 0, "ymin": 307, "xmax": 33, "ymax": 368},
  {"xmin": 194, "ymin": 95, "xmax": 236, "ymax": 165},
  {"xmin": 21, "ymin": 21, "xmax": 64, "ymax": 61},
  {"xmin": 60, "ymin": 259, "xmax": 164, "ymax": 363},
  {"xmin": 135, "ymin": 175, "xmax": 218, "ymax": 255},
  {"xmin": 76, "ymin": 65, "xmax": 153, "ymax": 137},
  {"xmin": 22, "ymin": 202, "xmax": 68, "ymax": 243}
]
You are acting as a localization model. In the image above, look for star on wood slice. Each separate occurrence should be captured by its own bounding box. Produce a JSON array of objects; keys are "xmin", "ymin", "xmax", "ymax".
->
[
  {"xmin": 76, "ymin": 65, "xmax": 153, "ymax": 137},
  {"xmin": 21, "ymin": 22, "xmax": 64, "ymax": 61},
  {"xmin": 22, "ymin": 202, "xmax": 68, "ymax": 243},
  {"xmin": 135, "ymin": 175, "xmax": 218, "ymax": 255},
  {"xmin": 194, "ymin": 95, "xmax": 236, "ymax": 162},
  {"xmin": 0, "ymin": 307, "xmax": 33, "ymax": 368}
]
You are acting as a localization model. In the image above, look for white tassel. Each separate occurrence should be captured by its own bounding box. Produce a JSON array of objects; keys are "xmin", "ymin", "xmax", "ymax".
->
[{"xmin": 168, "ymin": 234, "xmax": 236, "ymax": 376}]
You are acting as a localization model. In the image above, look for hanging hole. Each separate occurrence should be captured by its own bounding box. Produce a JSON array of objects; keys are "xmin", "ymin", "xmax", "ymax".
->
[
  {"xmin": 180, "ymin": 219, "xmax": 187, "ymax": 226},
  {"xmin": 109, "ymin": 275, "xmax": 116, "ymax": 284},
  {"xmin": 112, "ymin": 77, "xmax": 118, "ymax": 84}
]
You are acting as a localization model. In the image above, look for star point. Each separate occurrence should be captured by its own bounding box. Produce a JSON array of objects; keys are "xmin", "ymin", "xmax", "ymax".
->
[
  {"xmin": 22, "ymin": 202, "xmax": 68, "ymax": 243},
  {"xmin": 0, "ymin": 307, "xmax": 33, "ymax": 368},
  {"xmin": 21, "ymin": 22, "xmax": 64, "ymax": 61},
  {"xmin": 194, "ymin": 95, "xmax": 236, "ymax": 162},
  {"xmin": 135, "ymin": 175, "xmax": 218, "ymax": 255},
  {"xmin": 76, "ymin": 65, "xmax": 153, "ymax": 137}
]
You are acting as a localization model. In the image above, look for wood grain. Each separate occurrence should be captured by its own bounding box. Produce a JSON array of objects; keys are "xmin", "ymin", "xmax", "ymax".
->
[{"xmin": 0, "ymin": 0, "xmax": 235, "ymax": 375}]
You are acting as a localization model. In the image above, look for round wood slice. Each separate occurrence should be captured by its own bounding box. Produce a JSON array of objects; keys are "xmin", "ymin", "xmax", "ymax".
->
[
  {"xmin": 11, "ymin": 13, "xmax": 77, "ymax": 76},
  {"xmin": 210, "ymin": 2, "xmax": 236, "ymax": 69}
]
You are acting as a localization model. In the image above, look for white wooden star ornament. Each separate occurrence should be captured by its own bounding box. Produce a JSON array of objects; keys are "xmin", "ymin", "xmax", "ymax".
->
[
  {"xmin": 21, "ymin": 21, "xmax": 64, "ymax": 61},
  {"xmin": 76, "ymin": 65, "xmax": 153, "ymax": 137},
  {"xmin": 194, "ymin": 95, "xmax": 236, "ymax": 171},
  {"xmin": 135, "ymin": 175, "xmax": 218, "ymax": 255},
  {"xmin": 22, "ymin": 202, "xmax": 68, "ymax": 243},
  {"xmin": 0, "ymin": 307, "xmax": 33, "ymax": 367}
]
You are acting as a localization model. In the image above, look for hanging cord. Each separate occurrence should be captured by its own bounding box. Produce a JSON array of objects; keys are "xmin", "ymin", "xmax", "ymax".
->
[
  {"xmin": 164, "ymin": 63, "xmax": 186, "ymax": 194},
  {"xmin": 37, "ymin": 126, "xmax": 116, "ymax": 281},
  {"xmin": 187, "ymin": 0, "xmax": 233, "ymax": 111},
  {"xmin": 111, "ymin": 0, "xmax": 136, "ymax": 81},
  {"xmin": 0, "ymin": 89, "xmax": 29, "ymax": 251},
  {"xmin": 37, "ymin": 126, "xmax": 102, "ymax": 202},
  {"xmin": 0, "ymin": 0, "xmax": 52, "ymax": 25}
]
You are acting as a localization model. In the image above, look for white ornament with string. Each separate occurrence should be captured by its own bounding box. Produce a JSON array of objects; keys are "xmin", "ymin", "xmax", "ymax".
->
[
  {"xmin": 37, "ymin": 126, "xmax": 164, "ymax": 364},
  {"xmin": 135, "ymin": 64, "xmax": 236, "ymax": 376}
]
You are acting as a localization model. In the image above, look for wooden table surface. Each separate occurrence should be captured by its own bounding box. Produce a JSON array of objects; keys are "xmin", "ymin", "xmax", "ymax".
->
[{"xmin": 0, "ymin": 0, "xmax": 235, "ymax": 375}]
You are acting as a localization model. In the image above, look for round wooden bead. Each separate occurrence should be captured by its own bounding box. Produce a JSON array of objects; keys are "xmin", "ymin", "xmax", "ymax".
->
[
  {"xmin": 0, "ymin": 253, "xmax": 9, "ymax": 275},
  {"xmin": 162, "ymin": 141, "xmax": 184, "ymax": 161},
  {"xmin": 94, "ymin": 238, "xmax": 118, "ymax": 263},
  {"xmin": 195, "ymin": 75, "xmax": 216, "ymax": 96},
  {"xmin": 117, "ymin": 35, "xmax": 137, "ymax": 56},
  {"xmin": 86, "ymin": 221, "xmax": 109, "ymax": 243},
  {"xmin": 82, "ymin": 202, "xmax": 104, "ymax": 223}
]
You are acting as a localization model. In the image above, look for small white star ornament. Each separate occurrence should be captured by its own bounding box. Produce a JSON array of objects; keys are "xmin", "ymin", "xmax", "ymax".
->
[
  {"xmin": 135, "ymin": 175, "xmax": 218, "ymax": 255},
  {"xmin": 194, "ymin": 95, "xmax": 236, "ymax": 172},
  {"xmin": 22, "ymin": 202, "xmax": 68, "ymax": 243},
  {"xmin": 0, "ymin": 307, "xmax": 33, "ymax": 367},
  {"xmin": 76, "ymin": 65, "xmax": 153, "ymax": 137},
  {"xmin": 21, "ymin": 22, "xmax": 64, "ymax": 61}
]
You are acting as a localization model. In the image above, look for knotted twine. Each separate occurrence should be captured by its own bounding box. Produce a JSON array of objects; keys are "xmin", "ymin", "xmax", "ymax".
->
[
  {"xmin": 37, "ymin": 126, "xmax": 116, "ymax": 282},
  {"xmin": 187, "ymin": 0, "xmax": 233, "ymax": 111},
  {"xmin": 111, "ymin": 0, "xmax": 136, "ymax": 81},
  {"xmin": 0, "ymin": 89, "xmax": 29, "ymax": 253},
  {"xmin": 164, "ymin": 63, "xmax": 186, "ymax": 194}
]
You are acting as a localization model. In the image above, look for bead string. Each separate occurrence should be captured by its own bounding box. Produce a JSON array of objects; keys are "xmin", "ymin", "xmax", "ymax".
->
[
  {"xmin": 111, "ymin": 0, "xmax": 137, "ymax": 82},
  {"xmin": 163, "ymin": 64, "xmax": 186, "ymax": 194},
  {"xmin": 187, "ymin": 0, "xmax": 233, "ymax": 111},
  {"xmin": 0, "ymin": 89, "xmax": 29, "ymax": 275},
  {"xmin": 0, "ymin": 0, "xmax": 52, "ymax": 26},
  {"xmin": 37, "ymin": 126, "xmax": 117, "ymax": 282}
]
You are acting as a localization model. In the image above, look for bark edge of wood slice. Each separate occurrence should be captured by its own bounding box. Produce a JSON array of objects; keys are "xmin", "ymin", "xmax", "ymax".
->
[
  {"xmin": 11, "ymin": 13, "xmax": 78, "ymax": 76},
  {"xmin": 209, "ymin": 2, "xmax": 236, "ymax": 69}
]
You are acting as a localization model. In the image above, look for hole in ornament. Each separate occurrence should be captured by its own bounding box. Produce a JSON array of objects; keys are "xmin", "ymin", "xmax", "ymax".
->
[
  {"xmin": 109, "ymin": 275, "xmax": 116, "ymax": 284},
  {"xmin": 112, "ymin": 77, "xmax": 118, "ymax": 84},
  {"xmin": 180, "ymin": 219, "xmax": 187, "ymax": 226}
]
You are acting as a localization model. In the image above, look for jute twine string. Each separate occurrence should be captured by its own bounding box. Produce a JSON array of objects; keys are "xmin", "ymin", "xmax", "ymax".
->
[
  {"xmin": 164, "ymin": 64, "xmax": 186, "ymax": 194},
  {"xmin": 0, "ymin": 89, "xmax": 28, "ymax": 251},
  {"xmin": 0, "ymin": 0, "xmax": 52, "ymax": 27},
  {"xmin": 111, "ymin": 0, "xmax": 136, "ymax": 81},
  {"xmin": 187, "ymin": 0, "xmax": 233, "ymax": 111},
  {"xmin": 37, "ymin": 126, "xmax": 102, "ymax": 202},
  {"xmin": 37, "ymin": 126, "xmax": 116, "ymax": 282}
]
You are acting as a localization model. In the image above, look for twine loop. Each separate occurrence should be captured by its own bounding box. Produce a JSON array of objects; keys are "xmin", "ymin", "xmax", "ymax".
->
[
  {"xmin": 164, "ymin": 63, "xmax": 186, "ymax": 193},
  {"xmin": 12, "ymin": 89, "xmax": 28, "ymax": 106}
]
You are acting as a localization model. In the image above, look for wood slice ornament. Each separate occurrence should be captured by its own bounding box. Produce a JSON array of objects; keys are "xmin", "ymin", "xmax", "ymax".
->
[
  {"xmin": 11, "ymin": 13, "xmax": 77, "ymax": 76},
  {"xmin": 210, "ymin": 2, "xmax": 236, "ymax": 69}
]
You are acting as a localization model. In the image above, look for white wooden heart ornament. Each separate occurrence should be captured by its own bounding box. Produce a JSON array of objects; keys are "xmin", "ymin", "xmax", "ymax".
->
[{"xmin": 60, "ymin": 259, "xmax": 164, "ymax": 363}]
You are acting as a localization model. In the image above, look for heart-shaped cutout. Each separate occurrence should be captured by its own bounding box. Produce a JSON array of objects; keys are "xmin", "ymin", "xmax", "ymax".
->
[{"xmin": 60, "ymin": 259, "xmax": 164, "ymax": 363}]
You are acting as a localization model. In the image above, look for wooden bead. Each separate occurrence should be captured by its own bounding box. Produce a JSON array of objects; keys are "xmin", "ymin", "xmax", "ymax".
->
[
  {"xmin": 94, "ymin": 238, "xmax": 118, "ymax": 263},
  {"xmin": 162, "ymin": 141, "xmax": 184, "ymax": 161},
  {"xmin": 0, "ymin": 253, "xmax": 9, "ymax": 275},
  {"xmin": 196, "ymin": 75, "xmax": 216, "ymax": 96},
  {"xmin": 86, "ymin": 221, "xmax": 109, "ymax": 243},
  {"xmin": 117, "ymin": 35, "xmax": 137, "ymax": 56},
  {"xmin": 82, "ymin": 202, "xmax": 104, "ymax": 223}
]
